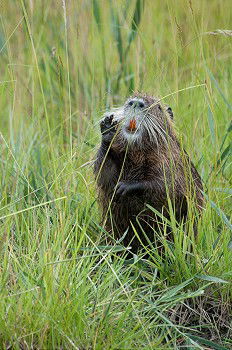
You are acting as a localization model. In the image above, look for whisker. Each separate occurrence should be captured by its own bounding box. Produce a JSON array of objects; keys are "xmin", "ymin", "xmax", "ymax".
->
[
  {"xmin": 146, "ymin": 123, "xmax": 158, "ymax": 144},
  {"xmin": 146, "ymin": 116, "xmax": 168, "ymax": 145},
  {"xmin": 146, "ymin": 115, "xmax": 174, "ymax": 146}
]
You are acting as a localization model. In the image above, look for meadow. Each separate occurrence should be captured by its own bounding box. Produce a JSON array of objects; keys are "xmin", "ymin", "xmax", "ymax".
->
[{"xmin": 0, "ymin": 0, "xmax": 231, "ymax": 348}]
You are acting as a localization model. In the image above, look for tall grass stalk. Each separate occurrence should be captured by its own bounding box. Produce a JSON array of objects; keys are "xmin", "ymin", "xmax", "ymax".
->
[{"xmin": 0, "ymin": 0, "xmax": 231, "ymax": 348}]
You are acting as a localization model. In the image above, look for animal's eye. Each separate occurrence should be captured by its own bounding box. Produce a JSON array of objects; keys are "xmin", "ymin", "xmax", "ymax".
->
[
  {"xmin": 139, "ymin": 102, "xmax": 145, "ymax": 108},
  {"xmin": 167, "ymin": 107, "xmax": 174, "ymax": 119},
  {"xmin": 128, "ymin": 101, "xmax": 133, "ymax": 106}
]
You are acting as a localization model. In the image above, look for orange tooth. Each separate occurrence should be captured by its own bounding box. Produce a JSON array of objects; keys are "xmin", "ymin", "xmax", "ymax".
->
[{"xmin": 129, "ymin": 119, "xmax": 136, "ymax": 131}]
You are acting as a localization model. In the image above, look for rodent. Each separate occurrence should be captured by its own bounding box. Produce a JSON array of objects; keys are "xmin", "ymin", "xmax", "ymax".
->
[{"xmin": 94, "ymin": 93, "xmax": 204, "ymax": 254}]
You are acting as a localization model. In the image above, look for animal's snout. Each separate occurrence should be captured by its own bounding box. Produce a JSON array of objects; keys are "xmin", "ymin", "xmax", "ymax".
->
[{"xmin": 128, "ymin": 99, "xmax": 145, "ymax": 109}]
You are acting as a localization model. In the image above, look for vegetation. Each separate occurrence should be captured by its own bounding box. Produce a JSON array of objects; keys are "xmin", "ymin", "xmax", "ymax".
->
[{"xmin": 0, "ymin": 0, "xmax": 231, "ymax": 348}]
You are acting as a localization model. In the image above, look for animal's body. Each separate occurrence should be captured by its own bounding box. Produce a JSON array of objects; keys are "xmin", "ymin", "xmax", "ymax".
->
[{"xmin": 94, "ymin": 93, "xmax": 204, "ymax": 253}]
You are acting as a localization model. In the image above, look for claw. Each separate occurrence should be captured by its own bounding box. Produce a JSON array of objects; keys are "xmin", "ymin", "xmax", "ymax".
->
[
  {"xmin": 115, "ymin": 182, "xmax": 128, "ymax": 198},
  {"xmin": 100, "ymin": 113, "xmax": 118, "ymax": 135}
]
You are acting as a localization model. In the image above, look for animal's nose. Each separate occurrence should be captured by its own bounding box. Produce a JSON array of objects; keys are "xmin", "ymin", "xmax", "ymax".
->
[{"xmin": 128, "ymin": 99, "xmax": 145, "ymax": 108}]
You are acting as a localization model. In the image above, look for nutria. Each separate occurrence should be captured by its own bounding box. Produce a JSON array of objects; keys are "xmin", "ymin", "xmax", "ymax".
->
[{"xmin": 94, "ymin": 93, "xmax": 204, "ymax": 253}]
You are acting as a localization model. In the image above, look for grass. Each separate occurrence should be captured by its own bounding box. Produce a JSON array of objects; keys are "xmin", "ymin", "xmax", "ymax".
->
[{"xmin": 0, "ymin": 0, "xmax": 231, "ymax": 348}]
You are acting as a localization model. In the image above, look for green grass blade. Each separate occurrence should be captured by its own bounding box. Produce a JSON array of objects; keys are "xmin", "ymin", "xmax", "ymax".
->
[
  {"xmin": 92, "ymin": 0, "xmax": 101, "ymax": 31},
  {"xmin": 219, "ymin": 120, "xmax": 232, "ymax": 152},
  {"xmin": 187, "ymin": 334, "xmax": 229, "ymax": 350},
  {"xmin": 206, "ymin": 66, "xmax": 232, "ymax": 111},
  {"xmin": 110, "ymin": 2, "xmax": 124, "ymax": 64},
  {"xmin": 204, "ymin": 194, "xmax": 232, "ymax": 231},
  {"xmin": 217, "ymin": 143, "xmax": 231, "ymax": 167},
  {"xmin": 128, "ymin": 0, "xmax": 144, "ymax": 46},
  {"xmin": 196, "ymin": 274, "xmax": 228, "ymax": 284},
  {"xmin": 207, "ymin": 106, "xmax": 216, "ymax": 145}
]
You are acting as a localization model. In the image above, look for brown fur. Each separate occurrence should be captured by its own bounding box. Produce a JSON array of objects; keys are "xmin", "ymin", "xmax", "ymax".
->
[{"xmin": 94, "ymin": 93, "xmax": 204, "ymax": 253}]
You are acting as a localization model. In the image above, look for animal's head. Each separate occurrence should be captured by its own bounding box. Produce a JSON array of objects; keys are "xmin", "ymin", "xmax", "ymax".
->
[{"xmin": 118, "ymin": 93, "xmax": 174, "ymax": 147}]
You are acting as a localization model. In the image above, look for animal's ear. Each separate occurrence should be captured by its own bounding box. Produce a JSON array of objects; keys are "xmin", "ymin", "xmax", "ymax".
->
[{"xmin": 166, "ymin": 106, "xmax": 174, "ymax": 120}]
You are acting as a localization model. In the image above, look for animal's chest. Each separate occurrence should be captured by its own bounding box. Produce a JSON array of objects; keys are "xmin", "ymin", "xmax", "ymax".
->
[{"xmin": 121, "ymin": 153, "xmax": 149, "ymax": 182}]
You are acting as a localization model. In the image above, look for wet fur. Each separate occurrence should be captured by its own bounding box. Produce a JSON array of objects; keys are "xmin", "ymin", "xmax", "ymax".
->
[{"xmin": 94, "ymin": 93, "xmax": 204, "ymax": 253}]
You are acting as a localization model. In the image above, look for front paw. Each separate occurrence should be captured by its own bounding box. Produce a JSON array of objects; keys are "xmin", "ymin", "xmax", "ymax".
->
[
  {"xmin": 116, "ymin": 181, "xmax": 138, "ymax": 197},
  {"xmin": 115, "ymin": 182, "xmax": 144, "ymax": 199},
  {"xmin": 100, "ymin": 114, "xmax": 117, "ymax": 134},
  {"xmin": 116, "ymin": 181, "xmax": 129, "ymax": 197}
]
